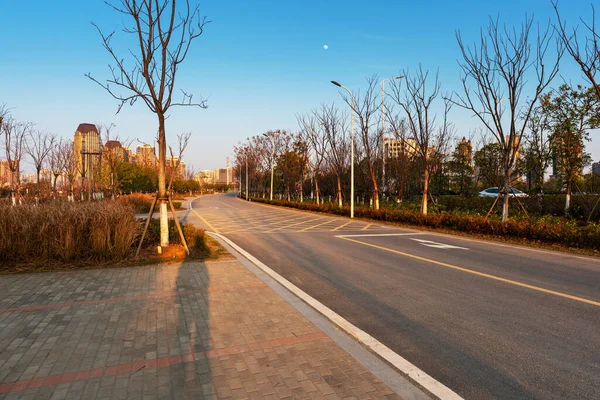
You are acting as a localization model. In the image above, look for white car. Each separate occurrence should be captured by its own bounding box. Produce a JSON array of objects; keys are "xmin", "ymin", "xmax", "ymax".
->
[{"xmin": 478, "ymin": 187, "xmax": 528, "ymax": 198}]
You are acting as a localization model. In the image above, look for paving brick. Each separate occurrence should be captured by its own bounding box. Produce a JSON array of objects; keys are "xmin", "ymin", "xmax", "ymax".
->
[{"xmin": 0, "ymin": 260, "xmax": 404, "ymax": 400}]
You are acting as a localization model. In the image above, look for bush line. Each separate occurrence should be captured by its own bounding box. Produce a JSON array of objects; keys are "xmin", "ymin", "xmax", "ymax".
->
[{"xmin": 247, "ymin": 197, "xmax": 600, "ymax": 251}]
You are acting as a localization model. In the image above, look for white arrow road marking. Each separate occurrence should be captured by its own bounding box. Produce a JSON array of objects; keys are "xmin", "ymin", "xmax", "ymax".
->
[{"xmin": 411, "ymin": 238, "xmax": 469, "ymax": 250}]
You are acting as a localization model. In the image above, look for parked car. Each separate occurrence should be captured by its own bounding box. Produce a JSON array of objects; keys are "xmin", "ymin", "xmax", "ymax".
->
[{"xmin": 478, "ymin": 187, "xmax": 528, "ymax": 198}]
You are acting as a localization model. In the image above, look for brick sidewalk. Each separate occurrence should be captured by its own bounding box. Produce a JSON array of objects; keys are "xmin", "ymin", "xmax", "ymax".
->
[{"xmin": 0, "ymin": 259, "xmax": 407, "ymax": 399}]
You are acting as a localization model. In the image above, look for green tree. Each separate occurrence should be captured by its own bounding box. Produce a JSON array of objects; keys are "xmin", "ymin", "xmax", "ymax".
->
[
  {"xmin": 447, "ymin": 139, "xmax": 474, "ymax": 196},
  {"xmin": 541, "ymin": 84, "xmax": 599, "ymax": 214},
  {"xmin": 474, "ymin": 143, "xmax": 504, "ymax": 189}
]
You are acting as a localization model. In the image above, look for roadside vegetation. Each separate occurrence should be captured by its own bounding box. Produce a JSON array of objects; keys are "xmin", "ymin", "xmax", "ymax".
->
[
  {"xmin": 0, "ymin": 202, "xmax": 228, "ymax": 274},
  {"xmin": 248, "ymin": 196, "xmax": 600, "ymax": 254}
]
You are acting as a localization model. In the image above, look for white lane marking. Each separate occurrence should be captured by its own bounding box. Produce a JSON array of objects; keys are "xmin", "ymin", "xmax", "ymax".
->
[
  {"xmin": 210, "ymin": 232, "xmax": 462, "ymax": 400},
  {"xmin": 411, "ymin": 238, "xmax": 468, "ymax": 250},
  {"xmin": 336, "ymin": 232, "xmax": 426, "ymax": 238}
]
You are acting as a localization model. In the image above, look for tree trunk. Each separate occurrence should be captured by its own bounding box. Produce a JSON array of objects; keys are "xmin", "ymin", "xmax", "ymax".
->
[
  {"xmin": 36, "ymin": 170, "xmax": 40, "ymax": 206},
  {"xmin": 369, "ymin": 165, "xmax": 379, "ymax": 210},
  {"xmin": 300, "ymin": 169, "xmax": 304, "ymax": 202},
  {"xmin": 502, "ymin": 168, "xmax": 511, "ymax": 223},
  {"xmin": 565, "ymin": 179, "xmax": 572, "ymax": 215},
  {"xmin": 157, "ymin": 115, "xmax": 169, "ymax": 247},
  {"xmin": 315, "ymin": 178, "xmax": 320, "ymax": 205},
  {"xmin": 337, "ymin": 176, "xmax": 343, "ymax": 207},
  {"xmin": 421, "ymin": 168, "xmax": 429, "ymax": 215}
]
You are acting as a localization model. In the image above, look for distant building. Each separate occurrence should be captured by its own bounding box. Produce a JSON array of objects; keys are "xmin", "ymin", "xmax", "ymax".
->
[
  {"xmin": 73, "ymin": 123, "xmax": 102, "ymax": 179},
  {"xmin": 197, "ymin": 170, "xmax": 214, "ymax": 184},
  {"xmin": 0, "ymin": 159, "xmax": 18, "ymax": 187},
  {"xmin": 136, "ymin": 144, "xmax": 156, "ymax": 168},
  {"xmin": 593, "ymin": 162, "xmax": 600, "ymax": 175},
  {"xmin": 456, "ymin": 137, "xmax": 473, "ymax": 166},
  {"xmin": 167, "ymin": 156, "xmax": 186, "ymax": 178},
  {"xmin": 213, "ymin": 167, "xmax": 233, "ymax": 185},
  {"xmin": 383, "ymin": 137, "xmax": 417, "ymax": 159}
]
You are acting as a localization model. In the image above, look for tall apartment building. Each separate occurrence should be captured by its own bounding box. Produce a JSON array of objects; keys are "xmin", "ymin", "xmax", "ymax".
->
[
  {"xmin": 167, "ymin": 156, "xmax": 186, "ymax": 178},
  {"xmin": 213, "ymin": 167, "xmax": 233, "ymax": 184},
  {"xmin": 592, "ymin": 161, "xmax": 600, "ymax": 175},
  {"xmin": 135, "ymin": 144, "xmax": 156, "ymax": 168},
  {"xmin": 73, "ymin": 123, "xmax": 102, "ymax": 179}
]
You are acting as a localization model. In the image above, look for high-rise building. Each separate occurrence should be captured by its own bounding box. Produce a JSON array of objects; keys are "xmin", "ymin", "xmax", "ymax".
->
[
  {"xmin": 213, "ymin": 167, "xmax": 233, "ymax": 184},
  {"xmin": 73, "ymin": 123, "xmax": 102, "ymax": 179},
  {"xmin": 592, "ymin": 161, "xmax": 600, "ymax": 175},
  {"xmin": 136, "ymin": 144, "xmax": 156, "ymax": 168}
]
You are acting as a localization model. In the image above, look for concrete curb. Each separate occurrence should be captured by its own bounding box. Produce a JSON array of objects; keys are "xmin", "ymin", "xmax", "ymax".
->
[{"xmin": 209, "ymin": 231, "xmax": 463, "ymax": 400}]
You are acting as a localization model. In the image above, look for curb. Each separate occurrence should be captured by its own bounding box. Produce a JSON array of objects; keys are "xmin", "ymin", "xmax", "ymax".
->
[{"xmin": 209, "ymin": 231, "xmax": 463, "ymax": 400}]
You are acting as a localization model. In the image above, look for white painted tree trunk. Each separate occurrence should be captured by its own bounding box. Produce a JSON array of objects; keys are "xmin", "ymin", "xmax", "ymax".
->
[{"xmin": 160, "ymin": 202, "xmax": 169, "ymax": 247}]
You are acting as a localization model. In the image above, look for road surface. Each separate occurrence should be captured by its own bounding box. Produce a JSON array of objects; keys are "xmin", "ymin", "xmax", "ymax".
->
[{"xmin": 182, "ymin": 193, "xmax": 600, "ymax": 399}]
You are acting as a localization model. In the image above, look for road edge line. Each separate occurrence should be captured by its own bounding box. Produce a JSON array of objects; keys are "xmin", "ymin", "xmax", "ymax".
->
[{"xmin": 209, "ymin": 231, "xmax": 463, "ymax": 400}]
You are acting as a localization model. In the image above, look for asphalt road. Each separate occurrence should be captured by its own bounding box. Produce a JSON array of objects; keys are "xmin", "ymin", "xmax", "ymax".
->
[{"xmin": 183, "ymin": 193, "xmax": 600, "ymax": 400}]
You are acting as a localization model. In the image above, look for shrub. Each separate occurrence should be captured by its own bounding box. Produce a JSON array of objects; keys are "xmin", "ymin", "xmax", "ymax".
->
[
  {"xmin": 0, "ymin": 201, "xmax": 139, "ymax": 264},
  {"xmin": 117, "ymin": 193, "xmax": 155, "ymax": 214}
]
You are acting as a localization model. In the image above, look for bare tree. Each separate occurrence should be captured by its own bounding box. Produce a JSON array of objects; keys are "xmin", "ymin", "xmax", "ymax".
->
[
  {"xmin": 340, "ymin": 76, "xmax": 381, "ymax": 209},
  {"xmin": 3, "ymin": 113, "xmax": 30, "ymax": 206},
  {"xmin": 553, "ymin": 1, "xmax": 600, "ymax": 100},
  {"xmin": 385, "ymin": 111, "xmax": 415, "ymax": 201},
  {"xmin": 317, "ymin": 104, "xmax": 349, "ymax": 207},
  {"xmin": 390, "ymin": 67, "xmax": 453, "ymax": 215},
  {"xmin": 87, "ymin": 0, "xmax": 209, "ymax": 247},
  {"xmin": 298, "ymin": 113, "xmax": 326, "ymax": 204},
  {"xmin": 61, "ymin": 140, "xmax": 78, "ymax": 202},
  {"xmin": 452, "ymin": 15, "xmax": 561, "ymax": 222},
  {"xmin": 99, "ymin": 123, "xmax": 129, "ymax": 199},
  {"xmin": 25, "ymin": 130, "xmax": 55, "ymax": 206},
  {"xmin": 49, "ymin": 139, "xmax": 66, "ymax": 197},
  {"xmin": 167, "ymin": 132, "xmax": 191, "ymax": 191}
]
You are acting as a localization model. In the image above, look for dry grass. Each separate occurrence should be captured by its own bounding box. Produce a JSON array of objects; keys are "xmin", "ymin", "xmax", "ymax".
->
[
  {"xmin": 0, "ymin": 202, "xmax": 139, "ymax": 264},
  {"xmin": 118, "ymin": 193, "xmax": 183, "ymax": 214},
  {"xmin": 0, "ymin": 201, "xmax": 231, "ymax": 273}
]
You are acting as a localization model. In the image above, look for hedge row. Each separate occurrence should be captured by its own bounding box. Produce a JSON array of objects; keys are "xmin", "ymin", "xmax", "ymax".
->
[{"xmin": 248, "ymin": 197, "xmax": 600, "ymax": 251}]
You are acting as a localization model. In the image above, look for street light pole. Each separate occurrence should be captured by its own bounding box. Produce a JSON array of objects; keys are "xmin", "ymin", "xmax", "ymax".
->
[
  {"xmin": 381, "ymin": 76, "xmax": 403, "ymax": 199},
  {"xmin": 331, "ymin": 81, "xmax": 356, "ymax": 219}
]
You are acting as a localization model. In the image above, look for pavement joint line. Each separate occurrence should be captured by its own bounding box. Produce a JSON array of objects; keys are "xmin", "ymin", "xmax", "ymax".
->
[
  {"xmin": 0, "ymin": 283, "xmax": 267, "ymax": 314},
  {"xmin": 336, "ymin": 232, "xmax": 427, "ymax": 238},
  {"xmin": 361, "ymin": 223, "xmax": 373, "ymax": 231},
  {"xmin": 332, "ymin": 221, "xmax": 353, "ymax": 231},
  {"xmin": 0, "ymin": 332, "xmax": 327, "ymax": 394},
  {"xmin": 210, "ymin": 231, "xmax": 462, "ymax": 400},
  {"xmin": 299, "ymin": 218, "xmax": 337, "ymax": 232},
  {"xmin": 339, "ymin": 236, "xmax": 600, "ymax": 308},
  {"xmin": 265, "ymin": 215, "xmax": 327, "ymax": 233},
  {"xmin": 191, "ymin": 208, "xmax": 220, "ymax": 234}
]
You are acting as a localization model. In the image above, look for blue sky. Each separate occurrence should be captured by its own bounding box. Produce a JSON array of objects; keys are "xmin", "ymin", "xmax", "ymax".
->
[{"xmin": 1, "ymin": 0, "xmax": 598, "ymax": 171}]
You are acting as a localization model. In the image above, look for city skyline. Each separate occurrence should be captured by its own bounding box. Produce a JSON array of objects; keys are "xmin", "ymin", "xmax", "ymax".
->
[{"xmin": 1, "ymin": 0, "xmax": 599, "ymax": 174}]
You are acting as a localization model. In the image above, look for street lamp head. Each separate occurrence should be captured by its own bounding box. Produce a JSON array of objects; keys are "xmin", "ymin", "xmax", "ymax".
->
[
  {"xmin": 331, "ymin": 80, "xmax": 342, "ymax": 87},
  {"xmin": 395, "ymin": 75, "xmax": 404, "ymax": 79}
]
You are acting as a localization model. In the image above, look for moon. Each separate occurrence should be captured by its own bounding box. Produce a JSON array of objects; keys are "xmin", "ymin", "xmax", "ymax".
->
[{"xmin": 323, "ymin": 44, "xmax": 328, "ymax": 50}]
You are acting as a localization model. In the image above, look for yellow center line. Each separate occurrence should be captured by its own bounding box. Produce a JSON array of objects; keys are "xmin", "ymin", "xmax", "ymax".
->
[
  {"xmin": 332, "ymin": 221, "xmax": 352, "ymax": 231},
  {"xmin": 191, "ymin": 209, "xmax": 220, "ymax": 234},
  {"xmin": 300, "ymin": 219, "xmax": 336, "ymax": 232},
  {"xmin": 339, "ymin": 237, "xmax": 600, "ymax": 308},
  {"xmin": 361, "ymin": 223, "xmax": 373, "ymax": 231},
  {"xmin": 267, "ymin": 216, "xmax": 326, "ymax": 233}
]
